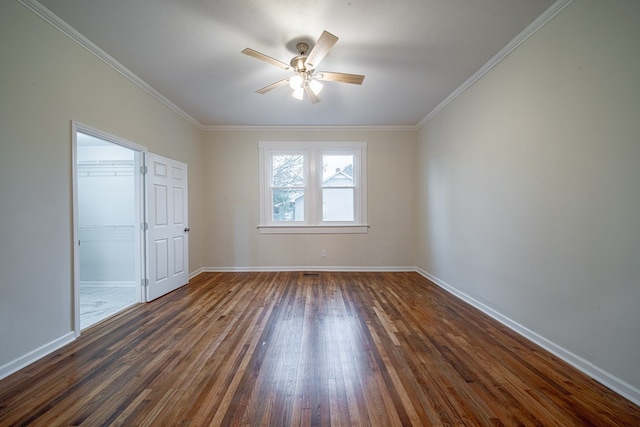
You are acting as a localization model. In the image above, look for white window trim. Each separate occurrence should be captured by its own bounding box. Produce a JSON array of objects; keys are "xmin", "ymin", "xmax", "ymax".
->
[{"xmin": 258, "ymin": 141, "xmax": 368, "ymax": 234}]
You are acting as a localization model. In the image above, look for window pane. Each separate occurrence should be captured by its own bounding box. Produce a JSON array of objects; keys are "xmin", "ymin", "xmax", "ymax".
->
[
  {"xmin": 323, "ymin": 188, "xmax": 354, "ymax": 221},
  {"xmin": 272, "ymin": 154, "xmax": 304, "ymax": 187},
  {"xmin": 273, "ymin": 188, "xmax": 304, "ymax": 221},
  {"xmin": 322, "ymin": 154, "xmax": 353, "ymax": 186}
]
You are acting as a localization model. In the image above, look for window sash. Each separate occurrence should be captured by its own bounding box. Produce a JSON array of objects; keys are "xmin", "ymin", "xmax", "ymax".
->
[
  {"xmin": 322, "ymin": 187, "xmax": 354, "ymax": 222},
  {"xmin": 270, "ymin": 153, "xmax": 305, "ymax": 187},
  {"xmin": 258, "ymin": 141, "xmax": 367, "ymax": 233},
  {"xmin": 271, "ymin": 187, "xmax": 305, "ymax": 222}
]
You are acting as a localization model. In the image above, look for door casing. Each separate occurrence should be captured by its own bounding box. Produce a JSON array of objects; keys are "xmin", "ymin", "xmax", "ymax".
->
[{"xmin": 72, "ymin": 122, "xmax": 190, "ymax": 335}]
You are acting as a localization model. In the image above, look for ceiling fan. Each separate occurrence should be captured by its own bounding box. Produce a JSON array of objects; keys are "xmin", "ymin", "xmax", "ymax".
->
[{"xmin": 242, "ymin": 30, "xmax": 365, "ymax": 104}]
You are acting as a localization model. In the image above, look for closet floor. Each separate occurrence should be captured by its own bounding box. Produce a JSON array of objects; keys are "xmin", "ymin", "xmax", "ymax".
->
[{"xmin": 80, "ymin": 285, "xmax": 137, "ymax": 329}]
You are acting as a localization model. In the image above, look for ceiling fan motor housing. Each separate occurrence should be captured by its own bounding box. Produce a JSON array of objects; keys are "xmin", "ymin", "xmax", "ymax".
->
[
  {"xmin": 291, "ymin": 42, "xmax": 314, "ymax": 72},
  {"xmin": 290, "ymin": 55, "xmax": 309, "ymax": 72}
]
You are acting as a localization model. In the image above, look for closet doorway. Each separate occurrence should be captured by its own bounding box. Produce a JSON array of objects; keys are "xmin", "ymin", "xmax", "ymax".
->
[{"xmin": 74, "ymin": 125, "xmax": 144, "ymax": 330}]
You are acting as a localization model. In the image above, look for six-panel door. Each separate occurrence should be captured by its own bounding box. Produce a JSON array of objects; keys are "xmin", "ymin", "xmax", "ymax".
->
[{"xmin": 145, "ymin": 153, "xmax": 189, "ymax": 301}]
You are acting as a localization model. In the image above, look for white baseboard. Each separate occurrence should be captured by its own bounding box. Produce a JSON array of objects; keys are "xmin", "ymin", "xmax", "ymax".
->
[
  {"xmin": 189, "ymin": 267, "xmax": 204, "ymax": 279},
  {"xmin": 200, "ymin": 266, "xmax": 416, "ymax": 273},
  {"xmin": 416, "ymin": 268, "xmax": 640, "ymax": 407},
  {"xmin": 0, "ymin": 332, "xmax": 75, "ymax": 381},
  {"xmin": 5, "ymin": 268, "xmax": 638, "ymax": 407}
]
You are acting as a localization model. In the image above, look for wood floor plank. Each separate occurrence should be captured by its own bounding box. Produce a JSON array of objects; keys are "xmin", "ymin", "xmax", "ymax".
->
[{"xmin": 1, "ymin": 271, "xmax": 639, "ymax": 426}]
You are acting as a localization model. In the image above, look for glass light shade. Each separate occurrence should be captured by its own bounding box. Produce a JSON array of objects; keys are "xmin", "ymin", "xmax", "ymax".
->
[
  {"xmin": 308, "ymin": 79, "xmax": 323, "ymax": 95},
  {"xmin": 289, "ymin": 74, "xmax": 303, "ymax": 89},
  {"xmin": 292, "ymin": 87, "xmax": 304, "ymax": 100}
]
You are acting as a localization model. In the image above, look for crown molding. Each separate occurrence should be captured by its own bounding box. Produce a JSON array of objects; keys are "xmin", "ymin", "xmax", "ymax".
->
[
  {"xmin": 18, "ymin": 0, "xmax": 204, "ymax": 130},
  {"xmin": 201, "ymin": 125, "xmax": 418, "ymax": 132},
  {"xmin": 417, "ymin": 0, "xmax": 574, "ymax": 128},
  {"xmin": 20, "ymin": 0, "xmax": 573, "ymax": 133},
  {"xmin": 19, "ymin": 0, "xmax": 417, "ymax": 133}
]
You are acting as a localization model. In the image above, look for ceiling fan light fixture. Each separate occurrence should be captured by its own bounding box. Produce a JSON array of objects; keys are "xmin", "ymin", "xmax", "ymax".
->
[
  {"xmin": 289, "ymin": 74, "xmax": 303, "ymax": 90},
  {"xmin": 308, "ymin": 78, "xmax": 323, "ymax": 95},
  {"xmin": 292, "ymin": 87, "xmax": 304, "ymax": 100}
]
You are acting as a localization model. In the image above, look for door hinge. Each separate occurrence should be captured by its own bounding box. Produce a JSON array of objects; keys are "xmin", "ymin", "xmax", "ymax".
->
[
  {"xmin": 141, "ymin": 222, "xmax": 148, "ymax": 230},
  {"xmin": 140, "ymin": 165, "xmax": 148, "ymax": 174},
  {"xmin": 142, "ymin": 278, "xmax": 149, "ymax": 287}
]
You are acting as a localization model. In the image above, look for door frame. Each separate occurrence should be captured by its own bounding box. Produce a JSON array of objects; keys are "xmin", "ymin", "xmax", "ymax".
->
[{"xmin": 71, "ymin": 121, "xmax": 147, "ymax": 337}]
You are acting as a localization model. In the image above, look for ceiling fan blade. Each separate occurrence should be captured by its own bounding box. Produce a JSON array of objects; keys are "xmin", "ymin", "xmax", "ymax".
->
[
  {"xmin": 304, "ymin": 85, "xmax": 320, "ymax": 104},
  {"xmin": 316, "ymin": 71, "xmax": 365, "ymax": 85},
  {"xmin": 304, "ymin": 30, "xmax": 339, "ymax": 70},
  {"xmin": 242, "ymin": 48, "xmax": 291, "ymax": 70},
  {"xmin": 256, "ymin": 79, "xmax": 289, "ymax": 94}
]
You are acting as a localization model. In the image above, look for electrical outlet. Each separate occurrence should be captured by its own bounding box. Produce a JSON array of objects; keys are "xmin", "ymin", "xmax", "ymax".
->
[{"xmin": 321, "ymin": 249, "xmax": 326, "ymax": 257}]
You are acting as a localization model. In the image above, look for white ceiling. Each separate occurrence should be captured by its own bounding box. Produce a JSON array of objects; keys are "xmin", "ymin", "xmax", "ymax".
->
[{"xmin": 34, "ymin": 0, "xmax": 558, "ymax": 128}]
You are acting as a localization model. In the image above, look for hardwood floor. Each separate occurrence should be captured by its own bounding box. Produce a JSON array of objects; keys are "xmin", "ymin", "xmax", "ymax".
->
[{"xmin": 1, "ymin": 272, "xmax": 638, "ymax": 426}]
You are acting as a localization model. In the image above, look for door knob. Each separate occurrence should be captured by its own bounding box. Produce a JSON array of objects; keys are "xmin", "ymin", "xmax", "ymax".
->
[{"xmin": 184, "ymin": 227, "xmax": 190, "ymax": 232}]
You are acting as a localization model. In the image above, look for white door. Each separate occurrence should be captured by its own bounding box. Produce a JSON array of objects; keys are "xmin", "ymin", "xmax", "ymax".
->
[{"xmin": 145, "ymin": 153, "xmax": 189, "ymax": 301}]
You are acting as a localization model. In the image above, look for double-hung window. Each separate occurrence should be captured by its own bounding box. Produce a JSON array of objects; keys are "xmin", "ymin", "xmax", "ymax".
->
[{"xmin": 258, "ymin": 141, "xmax": 368, "ymax": 233}]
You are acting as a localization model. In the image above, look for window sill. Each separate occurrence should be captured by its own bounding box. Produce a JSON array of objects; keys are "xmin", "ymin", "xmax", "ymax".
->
[{"xmin": 257, "ymin": 224, "xmax": 370, "ymax": 234}]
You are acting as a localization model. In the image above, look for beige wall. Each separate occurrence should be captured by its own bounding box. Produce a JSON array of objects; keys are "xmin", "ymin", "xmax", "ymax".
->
[
  {"xmin": 0, "ymin": 0, "xmax": 416, "ymax": 375},
  {"xmin": 203, "ymin": 130, "xmax": 417, "ymax": 269},
  {"xmin": 417, "ymin": 0, "xmax": 640, "ymax": 395},
  {"xmin": 0, "ymin": 1, "xmax": 203, "ymax": 369},
  {"xmin": 3, "ymin": 0, "xmax": 639, "ymax": 405}
]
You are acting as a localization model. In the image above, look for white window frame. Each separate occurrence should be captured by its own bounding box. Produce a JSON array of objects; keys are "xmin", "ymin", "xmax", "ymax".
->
[{"xmin": 258, "ymin": 141, "xmax": 368, "ymax": 234}]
